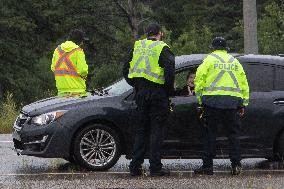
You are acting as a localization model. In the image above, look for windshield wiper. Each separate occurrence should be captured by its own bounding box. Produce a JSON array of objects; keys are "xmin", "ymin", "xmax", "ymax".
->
[
  {"xmin": 88, "ymin": 88, "xmax": 110, "ymax": 96},
  {"xmin": 102, "ymin": 88, "xmax": 111, "ymax": 95}
]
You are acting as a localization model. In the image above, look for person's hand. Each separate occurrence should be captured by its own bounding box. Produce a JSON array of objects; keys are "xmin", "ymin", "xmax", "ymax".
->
[
  {"xmin": 187, "ymin": 86, "xmax": 194, "ymax": 96},
  {"xmin": 81, "ymin": 76, "xmax": 87, "ymax": 80},
  {"xmin": 197, "ymin": 106, "xmax": 204, "ymax": 119},
  {"xmin": 239, "ymin": 107, "xmax": 245, "ymax": 117}
]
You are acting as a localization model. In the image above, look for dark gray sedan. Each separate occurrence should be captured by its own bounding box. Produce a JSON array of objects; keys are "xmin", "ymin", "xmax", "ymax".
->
[{"xmin": 13, "ymin": 54, "xmax": 284, "ymax": 170}]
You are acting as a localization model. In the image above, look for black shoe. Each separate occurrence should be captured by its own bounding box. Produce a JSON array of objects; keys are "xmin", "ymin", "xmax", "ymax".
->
[
  {"xmin": 129, "ymin": 168, "xmax": 143, "ymax": 176},
  {"xmin": 194, "ymin": 166, "xmax": 214, "ymax": 175},
  {"xmin": 231, "ymin": 165, "xmax": 242, "ymax": 175},
  {"xmin": 150, "ymin": 168, "xmax": 170, "ymax": 177}
]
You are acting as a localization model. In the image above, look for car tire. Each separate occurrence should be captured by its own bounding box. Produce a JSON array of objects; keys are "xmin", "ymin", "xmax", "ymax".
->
[{"xmin": 73, "ymin": 124, "xmax": 121, "ymax": 171}]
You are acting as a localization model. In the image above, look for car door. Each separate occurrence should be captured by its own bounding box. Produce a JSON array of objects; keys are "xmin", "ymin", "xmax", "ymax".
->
[
  {"xmin": 241, "ymin": 62, "xmax": 284, "ymax": 157},
  {"xmin": 163, "ymin": 67, "xmax": 203, "ymax": 157},
  {"xmin": 122, "ymin": 89, "xmax": 184, "ymax": 156},
  {"xmin": 164, "ymin": 96, "xmax": 202, "ymax": 157}
]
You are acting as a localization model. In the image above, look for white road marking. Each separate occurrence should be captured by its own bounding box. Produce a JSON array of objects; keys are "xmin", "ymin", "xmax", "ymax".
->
[
  {"xmin": 0, "ymin": 170, "xmax": 284, "ymax": 176},
  {"xmin": 0, "ymin": 141, "xmax": 13, "ymax": 143}
]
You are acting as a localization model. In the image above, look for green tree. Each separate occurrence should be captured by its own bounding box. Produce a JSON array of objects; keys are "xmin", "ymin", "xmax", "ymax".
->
[{"xmin": 258, "ymin": 1, "xmax": 284, "ymax": 54}]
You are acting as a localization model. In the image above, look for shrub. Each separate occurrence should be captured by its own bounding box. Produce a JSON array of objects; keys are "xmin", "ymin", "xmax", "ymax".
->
[
  {"xmin": 0, "ymin": 92, "xmax": 18, "ymax": 134},
  {"xmin": 89, "ymin": 63, "xmax": 123, "ymax": 90}
]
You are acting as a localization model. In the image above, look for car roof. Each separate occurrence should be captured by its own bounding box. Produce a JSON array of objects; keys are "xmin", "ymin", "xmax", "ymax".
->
[{"xmin": 175, "ymin": 54, "xmax": 284, "ymax": 69}]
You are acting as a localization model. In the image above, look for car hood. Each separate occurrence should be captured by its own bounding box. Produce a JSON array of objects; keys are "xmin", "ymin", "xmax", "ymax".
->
[{"xmin": 22, "ymin": 94, "xmax": 108, "ymax": 116}]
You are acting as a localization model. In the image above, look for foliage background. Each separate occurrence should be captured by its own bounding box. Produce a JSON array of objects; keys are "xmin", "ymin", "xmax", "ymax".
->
[{"xmin": 0, "ymin": 0, "xmax": 284, "ymax": 132}]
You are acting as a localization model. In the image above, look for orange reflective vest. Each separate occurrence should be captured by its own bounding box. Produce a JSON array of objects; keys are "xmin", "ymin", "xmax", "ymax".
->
[
  {"xmin": 51, "ymin": 41, "xmax": 88, "ymax": 95},
  {"xmin": 54, "ymin": 46, "xmax": 81, "ymax": 77}
]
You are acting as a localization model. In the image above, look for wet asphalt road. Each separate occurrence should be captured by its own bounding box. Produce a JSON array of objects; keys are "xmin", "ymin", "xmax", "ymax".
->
[{"xmin": 1, "ymin": 134, "xmax": 284, "ymax": 189}]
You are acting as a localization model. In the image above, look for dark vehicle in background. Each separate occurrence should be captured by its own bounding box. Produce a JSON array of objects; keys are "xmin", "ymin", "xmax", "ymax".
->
[{"xmin": 13, "ymin": 54, "xmax": 284, "ymax": 171}]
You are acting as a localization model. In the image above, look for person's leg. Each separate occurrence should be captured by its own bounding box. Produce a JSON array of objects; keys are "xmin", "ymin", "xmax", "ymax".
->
[
  {"xmin": 195, "ymin": 107, "xmax": 219, "ymax": 175},
  {"xmin": 203, "ymin": 107, "xmax": 219, "ymax": 167},
  {"xmin": 129, "ymin": 96, "xmax": 150, "ymax": 175},
  {"xmin": 223, "ymin": 109, "xmax": 242, "ymax": 175},
  {"xmin": 148, "ymin": 95, "xmax": 170, "ymax": 176}
]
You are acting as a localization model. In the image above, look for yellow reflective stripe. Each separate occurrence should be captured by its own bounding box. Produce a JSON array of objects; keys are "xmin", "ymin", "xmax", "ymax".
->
[
  {"xmin": 204, "ymin": 86, "xmax": 241, "ymax": 93},
  {"xmin": 57, "ymin": 45, "xmax": 64, "ymax": 54},
  {"xmin": 207, "ymin": 70, "xmax": 226, "ymax": 89},
  {"xmin": 228, "ymin": 71, "xmax": 241, "ymax": 91},
  {"xmin": 205, "ymin": 54, "xmax": 241, "ymax": 93},
  {"xmin": 129, "ymin": 69, "xmax": 165, "ymax": 81},
  {"xmin": 141, "ymin": 39, "xmax": 146, "ymax": 48},
  {"xmin": 55, "ymin": 47, "xmax": 80, "ymax": 69},
  {"xmin": 210, "ymin": 53, "xmax": 235, "ymax": 64},
  {"xmin": 130, "ymin": 40, "xmax": 165, "ymax": 81},
  {"xmin": 148, "ymin": 41, "xmax": 164, "ymax": 48},
  {"xmin": 54, "ymin": 70, "xmax": 79, "ymax": 76}
]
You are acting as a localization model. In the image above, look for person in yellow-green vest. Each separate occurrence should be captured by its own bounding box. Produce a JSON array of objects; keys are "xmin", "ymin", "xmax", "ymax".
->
[
  {"xmin": 194, "ymin": 37, "xmax": 249, "ymax": 176},
  {"xmin": 51, "ymin": 29, "xmax": 88, "ymax": 96},
  {"xmin": 123, "ymin": 23, "xmax": 175, "ymax": 177}
]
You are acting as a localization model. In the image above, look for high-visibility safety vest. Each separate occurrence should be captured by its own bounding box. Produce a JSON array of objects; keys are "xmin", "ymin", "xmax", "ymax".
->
[
  {"xmin": 194, "ymin": 50, "xmax": 250, "ymax": 106},
  {"xmin": 51, "ymin": 41, "xmax": 88, "ymax": 95},
  {"xmin": 128, "ymin": 39, "xmax": 169, "ymax": 84}
]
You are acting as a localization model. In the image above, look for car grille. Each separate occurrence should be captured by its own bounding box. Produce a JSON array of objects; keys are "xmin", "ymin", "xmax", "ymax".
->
[{"xmin": 14, "ymin": 113, "xmax": 30, "ymax": 131}]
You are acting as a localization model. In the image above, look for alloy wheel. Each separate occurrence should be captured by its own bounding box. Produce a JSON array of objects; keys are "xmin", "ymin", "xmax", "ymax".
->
[{"xmin": 79, "ymin": 128, "xmax": 117, "ymax": 167}]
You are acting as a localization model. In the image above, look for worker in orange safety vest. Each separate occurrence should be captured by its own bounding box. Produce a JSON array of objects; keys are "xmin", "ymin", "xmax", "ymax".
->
[{"xmin": 51, "ymin": 29, "xmax": 88, "ymax": 96}]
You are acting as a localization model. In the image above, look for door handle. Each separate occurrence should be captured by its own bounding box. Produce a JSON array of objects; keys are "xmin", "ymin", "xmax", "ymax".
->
[{"xmin": 273, "ymin": 99, "xmax": 284, "ymax": 105}]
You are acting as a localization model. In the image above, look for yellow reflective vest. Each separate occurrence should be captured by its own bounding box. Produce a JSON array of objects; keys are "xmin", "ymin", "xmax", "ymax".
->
[
  {"xmin": 51, "ymin": 41, "xmax": 88, "ymax": 95},
  {"xmin": 128, "ymin": 39, "xmax": 168, "ymax": 84},
  {"xmin": 195, "ymin": 50, "xmax": 249, "ymax": 107}
]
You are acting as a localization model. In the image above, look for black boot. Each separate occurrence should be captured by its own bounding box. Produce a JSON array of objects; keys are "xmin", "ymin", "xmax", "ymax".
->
[
  {"xmin": 194, "ymin": 166, "xmax": 213, "ymax": 175},
  {"xmin": 231, "ymin": 165, "xmax": 242, "ymax": 175},
  {"xmin": 150, "ymin": 168, "xmax": 170, "ymax": 177},
  {"xmin": 129, "ymin": 166, "xmax": 143, "ymax": 176}
]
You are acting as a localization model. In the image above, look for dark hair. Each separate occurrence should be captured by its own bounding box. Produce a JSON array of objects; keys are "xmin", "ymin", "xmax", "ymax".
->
[
  {"xmin": 68, "ymin": 29, "xmax": 85, "ymax": 45},
  {"xmin": 145, "ymin": 23, "xmax": 161, "ymax": 37},
  {"xmin": 186, "ymin": 70, "xmax": 196, "ymax": 80}
]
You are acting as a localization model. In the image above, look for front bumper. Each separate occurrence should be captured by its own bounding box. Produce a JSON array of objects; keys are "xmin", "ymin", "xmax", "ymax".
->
[{"xmin": 12, "ymin": 114, "xmax": 71, "ymax": 158}]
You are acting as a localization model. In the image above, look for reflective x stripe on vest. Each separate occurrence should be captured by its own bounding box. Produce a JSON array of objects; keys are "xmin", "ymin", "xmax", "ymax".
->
[
  {"xmin": 129, "ymin": 40, "xmax": 165, "ymax": 82},
  {"xmin": 204, "ymin": 54, "xmax": 241, "ymax": 93},
  {"xmin": 54, "ymin": 46, "xmax": 80, "ymax": 77}
]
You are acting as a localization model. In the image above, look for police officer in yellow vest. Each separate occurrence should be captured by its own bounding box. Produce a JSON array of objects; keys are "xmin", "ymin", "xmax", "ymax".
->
[
  {"xmin": 51, "ymin": 29, "xmax": 88, "ymax": 96},
  {"xmin": 194, "ymin": 37, "xmax": 249, "ymax": 175},
  {"xmin": 123, "ymin": 23, "xmax": 175, "ymax": 176}
]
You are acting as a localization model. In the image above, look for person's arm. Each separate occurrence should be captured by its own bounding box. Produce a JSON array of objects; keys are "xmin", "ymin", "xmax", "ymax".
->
[
  {"xmin": 194, "ymin": 57, "xmax": 210, "ymax": 105},
  {"xmin": 51, "ymin": 49, "xmax": 58, "ymax": 72},
  {"xmin": 123, "ymin": 49, "xmax": 135, "ymax": 87},
  {"xmin": 238, "ymin": 62, "xmax": 250, "ymax": 107},
  {"xmin": 76, "ymin": 50, "xmax": 88, "ymax": 78},
  {"xmin": 159, "ymin": 46, "xmax": 175, "ymax": 96}
]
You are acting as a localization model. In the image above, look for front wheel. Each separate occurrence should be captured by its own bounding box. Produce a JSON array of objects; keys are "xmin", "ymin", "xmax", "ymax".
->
[{"xmin": 73, "ymin": 124, "xmax": 121, "ymax": 171}]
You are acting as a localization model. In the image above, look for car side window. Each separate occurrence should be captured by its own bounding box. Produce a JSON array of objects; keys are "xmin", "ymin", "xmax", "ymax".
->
[
  {"xmin": 174, "ymin": 67, "xmax": 197, "ymax": 96},
  {"xmin": 274, "ymin": 66, "xmax": 284, "ymax": 91},
  {"xmin": 242, "ymin": 63, "xmax": 274, "ymax": 92}
]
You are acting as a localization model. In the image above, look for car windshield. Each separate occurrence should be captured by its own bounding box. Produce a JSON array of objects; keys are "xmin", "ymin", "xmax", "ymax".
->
[{"xmin": 103, "ymin": 79, "xmax": 133, "ymax": 96}]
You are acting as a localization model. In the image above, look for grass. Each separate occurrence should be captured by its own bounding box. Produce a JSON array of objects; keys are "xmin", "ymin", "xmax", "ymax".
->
[{"xmin": 0, "ymin": 92, "xmax": 18, "ymax": 134}]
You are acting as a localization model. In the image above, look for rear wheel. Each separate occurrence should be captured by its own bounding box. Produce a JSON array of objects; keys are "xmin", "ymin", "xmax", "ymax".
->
[{"xmin": 73, "ymin": 124, "xmax": 121, "ymax": 171}]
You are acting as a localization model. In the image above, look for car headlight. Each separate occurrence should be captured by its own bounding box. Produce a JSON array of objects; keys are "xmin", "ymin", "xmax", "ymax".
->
[{"xmin": 31, "ymin": 110, "xmax": 67, "ymax": 126}]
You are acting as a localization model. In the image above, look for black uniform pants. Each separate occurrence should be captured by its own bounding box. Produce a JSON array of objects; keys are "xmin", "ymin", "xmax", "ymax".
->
[
  {"xmin": 202, "ymin": 106, "xmax": 241, "ymax": 168},
  {"xmin": 129, "ymin": 90, "xmax": 169, "ymax": 172}
]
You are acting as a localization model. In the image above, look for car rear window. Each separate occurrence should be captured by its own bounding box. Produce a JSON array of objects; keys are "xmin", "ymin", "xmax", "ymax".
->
[
  {"xmin": 242, "ymin": 63, "xmax": 274, "ymax": 92},
  {"xmin": 274, "ymin": 66, "xmax": 284, "ymax": 91}
]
